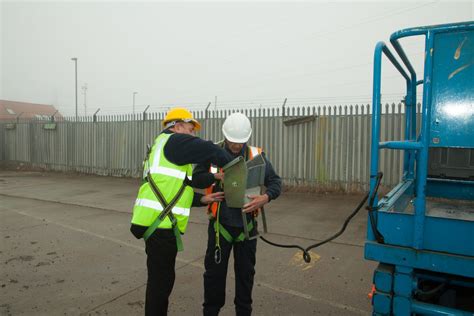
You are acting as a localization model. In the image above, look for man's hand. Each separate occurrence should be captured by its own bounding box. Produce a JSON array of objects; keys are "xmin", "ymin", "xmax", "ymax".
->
[
  {"xmin": 214, "ymin": 172, "xmax": 224, "ymax": 181},
  {"xmin": 242, "ymin": 194, "xmax": 269, "ymax": 213},
  {"xmin": 200, "ymin": 192, "xmax": 225, "ymax": 205}
]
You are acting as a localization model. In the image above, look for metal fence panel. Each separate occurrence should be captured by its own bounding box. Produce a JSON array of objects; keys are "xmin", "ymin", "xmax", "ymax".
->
[
  {"xmin": 0, "ymin": 123, "xmax": 5, "ymax": 161},
  {"xmin": 0, "ymin": 103, "xmax": 413, "ymax": 191}
]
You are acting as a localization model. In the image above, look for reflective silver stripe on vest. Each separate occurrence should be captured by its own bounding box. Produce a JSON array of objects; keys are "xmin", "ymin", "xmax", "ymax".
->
[
  {"xmin": 149, "ymin": 135, "xmax": 191, "ymax": 180},
  {"xmin": 151, "ymin": 137, "xmax": 167, "ymax": 170},
  {"xmin": 149, "ymin": 166, "xmax": 192, "ymax": 180},
  {"xmin": 249, "ymin": 146, "xmax": 260, "ymax": 157},
  {"xmin": 134, "ymin": 198, "xmax": 190, "ymax": 217}
]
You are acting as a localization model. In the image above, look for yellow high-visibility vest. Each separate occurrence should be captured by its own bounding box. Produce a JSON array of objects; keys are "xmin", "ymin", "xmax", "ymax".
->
[{"xmin": 131, "ymin": 133, "xmax": 194, "ymax": 233}]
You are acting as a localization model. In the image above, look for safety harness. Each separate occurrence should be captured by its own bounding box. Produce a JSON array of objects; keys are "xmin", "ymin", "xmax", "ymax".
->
[
  {"xmin": 209, "ymin": 144, "xmax": 260, "ymax": 264},
  {"xmin": 212, "ymin": 201, "xmax": 255, "ymax": 264},
  {"xmin": 142, "ymin": 171, "xmax": 190, "ymax": 252}
]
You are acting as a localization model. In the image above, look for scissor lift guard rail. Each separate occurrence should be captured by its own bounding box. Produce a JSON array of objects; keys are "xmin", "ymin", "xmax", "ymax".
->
[{"xmin": 365, "ymin": 21, "xmax": 474, "ymax": 315}]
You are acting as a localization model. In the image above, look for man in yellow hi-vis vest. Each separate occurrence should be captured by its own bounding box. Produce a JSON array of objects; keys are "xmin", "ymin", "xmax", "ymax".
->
[
  {"xmin": 193, "ymin": 113, "xmax": 282, "ymax": 316},
  {"xmin": 130, "ymin": 107, "xmax": 233, "ymax": 316}
]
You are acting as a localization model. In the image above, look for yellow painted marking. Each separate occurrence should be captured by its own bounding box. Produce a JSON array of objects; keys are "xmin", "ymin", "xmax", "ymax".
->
[{"xmin": 289, "ymin": 250, "xmax": 320, "ymax": 271}]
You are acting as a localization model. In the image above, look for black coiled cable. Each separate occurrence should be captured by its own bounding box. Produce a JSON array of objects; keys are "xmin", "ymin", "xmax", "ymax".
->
[
  {"xmin": 259, "ymin": 172, "xmax": 384, "ymax": 263},
  {"xmin": 259, "ymin": 236, "xmax": 311, "ymax": 263}
]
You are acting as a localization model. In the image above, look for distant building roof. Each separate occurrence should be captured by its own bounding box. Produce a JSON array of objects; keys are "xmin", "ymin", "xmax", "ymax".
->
[{"xmin": 0, "ymin": 100, "xmax": 62, "ymax": 121}]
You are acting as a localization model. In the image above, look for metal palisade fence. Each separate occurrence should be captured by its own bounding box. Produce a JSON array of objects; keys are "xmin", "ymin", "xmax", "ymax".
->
[{"xmin": 0, "ymin": 103, "xmax": 420, "ymax": 192}]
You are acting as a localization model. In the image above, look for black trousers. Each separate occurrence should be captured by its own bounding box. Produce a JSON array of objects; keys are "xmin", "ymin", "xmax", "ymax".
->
[
  {"xmin": 203, "ymin": 221, "xmax": 257, "ymax": 316},
  {"xmin": 145, "ymin": 229, "xmax": 178, "ymax": 316}
]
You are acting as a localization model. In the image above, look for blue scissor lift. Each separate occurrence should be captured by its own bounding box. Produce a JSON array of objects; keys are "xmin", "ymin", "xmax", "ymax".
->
[{"xmin": 364, "ymin": 22, "xmax": 474, "ymax": 315}]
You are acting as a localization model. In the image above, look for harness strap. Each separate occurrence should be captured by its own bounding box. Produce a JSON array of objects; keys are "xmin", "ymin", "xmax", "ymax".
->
[
  {"xmin": 143, "ymin": 171, "xmax": 188, "ymax": 252},
  {"xmin": 213, "ymin": 219, "xmax": 254, "ymax": 244}
]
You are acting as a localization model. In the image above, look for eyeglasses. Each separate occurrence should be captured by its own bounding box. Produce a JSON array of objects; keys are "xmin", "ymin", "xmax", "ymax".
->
[
  {"xmin": 166, "ymin": 119, "xmax": 195, "ymax": 128},
  {"xmin": 182, "ymin": 119, "xmax": 196, "ymax": 126}
]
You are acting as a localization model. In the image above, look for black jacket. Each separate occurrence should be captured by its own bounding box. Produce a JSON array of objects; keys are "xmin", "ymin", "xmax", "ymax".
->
[{"xmin": 192, "ymin": 143, "xmax": 282, "ymax": 227}]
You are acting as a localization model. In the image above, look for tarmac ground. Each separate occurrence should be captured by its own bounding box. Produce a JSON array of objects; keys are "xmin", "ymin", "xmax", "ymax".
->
[{"xmin": 0, "ymin": 170, "xmax": 376, "ymax": 315}]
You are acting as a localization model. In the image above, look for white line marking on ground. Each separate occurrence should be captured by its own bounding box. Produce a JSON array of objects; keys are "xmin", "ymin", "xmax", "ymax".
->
[
  {"xmin": 257, "ymin": 282, "xmax": 367, "ymax": 315},
  {"xmin": 6, "ymin": 207, "xmax": 368, "ymax": 315}
]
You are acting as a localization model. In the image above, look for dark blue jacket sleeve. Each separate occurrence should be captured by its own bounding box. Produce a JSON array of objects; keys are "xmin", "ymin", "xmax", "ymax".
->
[
  {"xmin": 192, "ymin": 161, "xmax": 215, "ymax": 189},
  {"xmin": 164, "ymin": 132, "xmax": 232, "ymax": 167},
  {"xmin": 262, "ymin": 152, "xmax": 282, "ymax": 201}
]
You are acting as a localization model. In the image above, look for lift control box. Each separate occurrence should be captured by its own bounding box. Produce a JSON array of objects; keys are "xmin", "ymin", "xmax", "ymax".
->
[{"xmin": 222, "ymin": 155, "xmax": 266, "ymax": 208}]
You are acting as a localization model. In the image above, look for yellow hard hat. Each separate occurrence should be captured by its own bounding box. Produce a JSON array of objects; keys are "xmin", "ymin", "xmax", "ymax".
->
[{"xmin": 163, "ymin": 107, "xmax": 201, "ymax": 131}]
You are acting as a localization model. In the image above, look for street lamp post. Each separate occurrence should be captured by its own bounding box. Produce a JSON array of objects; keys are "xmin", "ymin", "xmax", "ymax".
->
[
  {"xmin": 71, "ymin": 57, "xmax": 78, "ymax": 120},
  {"xmin": 133, "ymin": 92, "xmax": 138, "ymax": 114},
  {"xmin": 82, "ymin": 83, "xmax": 88, "ymax": 116}
]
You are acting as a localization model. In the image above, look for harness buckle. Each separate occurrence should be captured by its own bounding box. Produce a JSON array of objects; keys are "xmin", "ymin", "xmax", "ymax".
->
[
  {"xmin": 214, "ymin": 246, "xmax": 222, "ymax": 264},
  {"xmin": 168, "ymin": 214, "xmax": 178, "ymax": 227}
]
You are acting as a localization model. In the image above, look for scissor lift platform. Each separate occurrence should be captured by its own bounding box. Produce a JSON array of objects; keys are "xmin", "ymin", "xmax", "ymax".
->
[{"xmin": 364, "ymin": 21, "xmax": 474, "ymax": 315}]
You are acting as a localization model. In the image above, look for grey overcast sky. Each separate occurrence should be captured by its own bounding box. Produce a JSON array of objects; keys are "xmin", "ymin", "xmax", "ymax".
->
[{"xmin": 0, "ymin": 1, "xmax": 473, "ymax": 115}]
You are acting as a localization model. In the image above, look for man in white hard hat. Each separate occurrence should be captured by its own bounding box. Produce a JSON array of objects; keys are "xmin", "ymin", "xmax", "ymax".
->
[{"xmin": 193, "ymin": 112, "xmax": 282, "ymax": 316}]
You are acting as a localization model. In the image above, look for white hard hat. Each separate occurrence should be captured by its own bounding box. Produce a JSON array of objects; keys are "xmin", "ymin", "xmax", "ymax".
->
[{"xmin": 222, "ymin": 112, "xmax": 252, "ymax": 143}]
